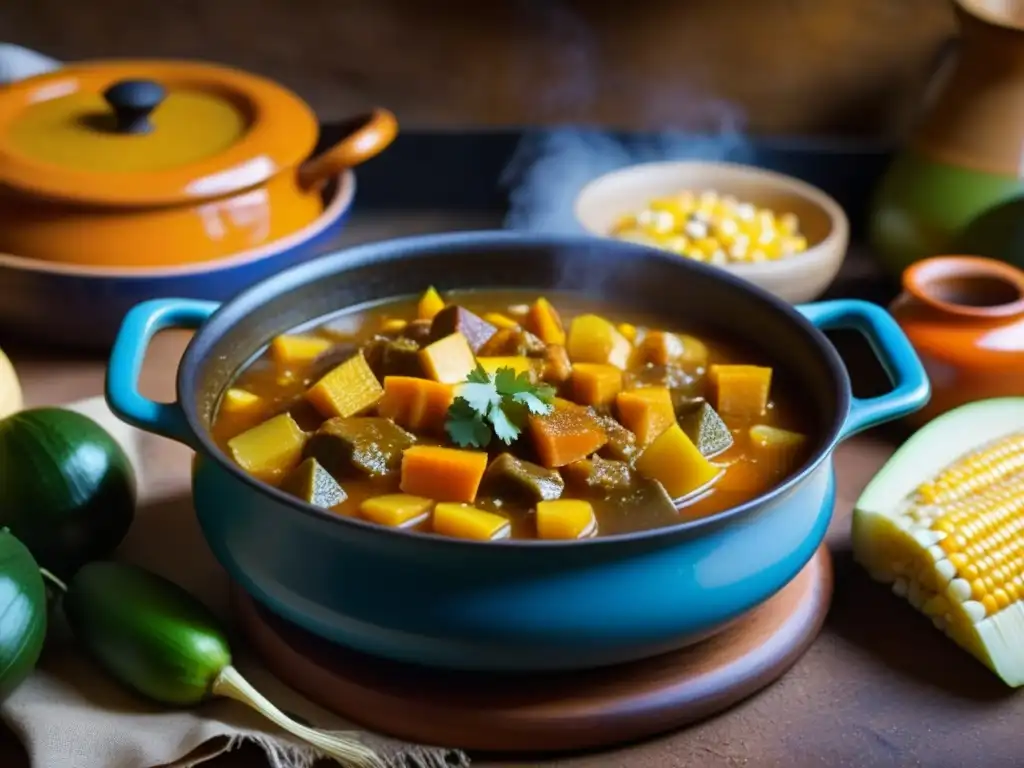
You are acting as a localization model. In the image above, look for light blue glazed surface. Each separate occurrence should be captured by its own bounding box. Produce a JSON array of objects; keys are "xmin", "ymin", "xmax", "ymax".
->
[
  {"xmin": 192, "ymin": 456, "xmax": 834, "ymax": 670},
  {"xmin": 106, "ymin": 232, "xmax": 930, "ymax": 671}
]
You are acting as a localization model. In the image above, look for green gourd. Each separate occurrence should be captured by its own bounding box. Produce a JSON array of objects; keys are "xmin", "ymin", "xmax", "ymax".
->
[
  {"xmin": 0, "ymin": 408, "xmax": 135, "ymax": 579},
  {"xmin": 0, "ymin": 529, "xmax": 47, "ymax": 702},
  {"xmin": 63, "ymin": 561, "xmax": 383, "ymax": 767}
]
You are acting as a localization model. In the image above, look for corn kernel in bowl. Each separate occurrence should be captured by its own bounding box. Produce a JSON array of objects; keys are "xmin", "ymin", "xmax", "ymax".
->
[{"xmin": 610, "ymin": 190, "xmax": 809, "ymax": 265}]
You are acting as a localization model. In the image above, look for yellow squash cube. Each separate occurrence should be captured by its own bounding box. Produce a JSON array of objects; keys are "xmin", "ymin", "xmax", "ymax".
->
[
  {"xmin": 477, "ymin": 356, "xmax": 534, "ymax": 379},
  {"xmin": 269, "ymin": 334, "xmax": 333, "ymax": 369},
  {"xmin": 305, "ymin": 352, "xmax": 384, "ymax": 419},
  {"xmin": 418, "ymin": 286, "xmax": 446, "ymax": 320},
  {"xmin": 536, "ymin": 499, "xmax": 597, "ymax": 540},
  {"xmin": 635, "ymin": 423, "xmax": 723, "ymax": 499},
  {"xmin": 419, "ymin": 332, "xmax": 478, "ymax": 384},
  {"xmin": 360, "ymin": 494, "xmax": 434, "ymax": 528},
  {"xmin": 227, "ymin": 413, "xmax": 307, "ymax": 480},
  {"xmin": 432, "ymin": 503, "xmax": 511, "ymax": 541},
  {"xmin": 566, "ymin": 314, "xmax": 632, "ymax": 369}
]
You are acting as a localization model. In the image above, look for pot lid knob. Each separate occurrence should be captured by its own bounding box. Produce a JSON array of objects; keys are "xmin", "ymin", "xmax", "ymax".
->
[{"xmin": 102, "ymin": 79, "xmax": 166, "ymax": 134}]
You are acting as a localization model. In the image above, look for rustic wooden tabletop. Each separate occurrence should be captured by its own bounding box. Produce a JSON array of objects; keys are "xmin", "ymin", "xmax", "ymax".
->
[{"xmin": 1, "ymin": 212, "xmax": 1019, "ymax": 768}]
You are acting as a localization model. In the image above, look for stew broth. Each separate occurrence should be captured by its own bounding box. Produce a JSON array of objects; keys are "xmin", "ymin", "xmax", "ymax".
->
[{"xmin": 211, "ymin": 290, "xmax": 814, "ymax": 540}]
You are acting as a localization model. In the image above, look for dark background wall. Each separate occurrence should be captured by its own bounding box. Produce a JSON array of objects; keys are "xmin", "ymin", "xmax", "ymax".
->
[{"xmin": 0, "ymin": 0, "xmax": 956, "ymax": 137}]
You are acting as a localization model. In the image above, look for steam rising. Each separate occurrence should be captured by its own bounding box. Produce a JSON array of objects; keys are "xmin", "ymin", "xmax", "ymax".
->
[
  {"xmin": 500, "ymin": 2, "xmax": 754, "ymax": 235},
  {"xmin": 502, "ymin": 124, "xmax": 754, "ymax": 236}
]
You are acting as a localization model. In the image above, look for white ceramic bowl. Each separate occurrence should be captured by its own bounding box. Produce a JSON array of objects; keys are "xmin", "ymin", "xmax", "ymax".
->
[{"xmin": 574, "ymin": 161, "xmax": 850, "ymax": 304}]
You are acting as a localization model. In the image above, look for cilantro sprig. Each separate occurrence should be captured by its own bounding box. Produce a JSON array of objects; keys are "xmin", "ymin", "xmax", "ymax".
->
[{"xmin": 445, "ymin": 364, "xmax": 556, "ymax": 448}]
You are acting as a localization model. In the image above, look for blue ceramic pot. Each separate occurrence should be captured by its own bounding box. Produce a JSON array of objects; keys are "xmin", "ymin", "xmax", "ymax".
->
[
  {"xmin": 0, "ymin": 172, "xmax": 352, "ymax": 349},
  {"xmin": 106, "ymin": 231, "xmax": 930, "ymax": 672}
]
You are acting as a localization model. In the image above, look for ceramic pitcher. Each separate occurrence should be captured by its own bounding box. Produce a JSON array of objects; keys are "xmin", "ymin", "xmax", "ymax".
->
[{"xmin": 870, "ymin": 1, "xmax": 1024, "ymax": 278}]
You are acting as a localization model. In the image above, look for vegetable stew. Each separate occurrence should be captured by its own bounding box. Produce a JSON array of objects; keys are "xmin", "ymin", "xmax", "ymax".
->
[{"xmin": 211, "ymin": 290, "xmax": 813, "ymax": 541}]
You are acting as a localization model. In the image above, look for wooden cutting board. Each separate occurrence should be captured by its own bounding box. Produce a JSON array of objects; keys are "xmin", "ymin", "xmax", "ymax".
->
[{"xmin": 234, "ymin": 547, "xmax": 833, "ymax": 753}]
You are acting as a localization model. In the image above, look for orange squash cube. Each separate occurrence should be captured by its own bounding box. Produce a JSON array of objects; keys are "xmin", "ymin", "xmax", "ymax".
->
[{"xmin": 400, "ymin": 445, "xmax": 488, "ymax": 503}]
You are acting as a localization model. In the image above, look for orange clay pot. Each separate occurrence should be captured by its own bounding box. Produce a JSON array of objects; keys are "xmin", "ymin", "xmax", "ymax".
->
[
  {"xmin": 889, "ymin": 255, "xmax": 1024, "ymax": 426},
  {"xmin": 0, "ymin": 60, "xmax": 397, "ymax": 268}
]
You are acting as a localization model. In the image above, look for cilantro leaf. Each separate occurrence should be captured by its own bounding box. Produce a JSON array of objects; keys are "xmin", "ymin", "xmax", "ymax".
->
[
  {"xmin": 489, "ymin": 405, "xmax": 521, "ymax": 444},
  {"xmin": 444, "ymin": 365, "xmax": 558, "ymax": 449},
  {"xmin": 493, "ymin": 367, "xmax": 534, "ymax": 396},
  {"xmin": 512, "ymin": 391, "xmax": 554, "ymax": 415},
  {"xmin": 533, "ymin": 381, "xmax": 557, "ymax": 402},
  {"xmin": 458, "ymin": 380, "xmax": 500, "ymax": 413},
  {"xmin": 445, "ymin": 397, "xmax": 492, "ymax": 448},
  {"xmin": 465, "ymin": 364, "xmax": 491, "ymax": 385},
  {"xmin": 447, "ymin": 397, "xmax": 478, "ymax": 420}
]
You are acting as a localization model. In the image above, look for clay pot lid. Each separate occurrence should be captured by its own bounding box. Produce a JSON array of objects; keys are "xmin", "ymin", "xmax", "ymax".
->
[
  {"xmin": 903, "ymin": 255, "xmax": 1024, "ymax": 319},
  {"xmin": 0, "ymin": 59, "xmax": 318, "ymax": 207}
]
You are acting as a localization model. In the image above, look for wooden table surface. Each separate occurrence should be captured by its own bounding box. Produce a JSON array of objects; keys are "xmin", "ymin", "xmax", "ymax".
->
[{"xmin": 1, "ymin": 214, "xmax": 1021, "ymax": 768}]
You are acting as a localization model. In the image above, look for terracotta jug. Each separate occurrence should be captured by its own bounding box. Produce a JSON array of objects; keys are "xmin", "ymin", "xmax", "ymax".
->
[
  {"xmin": 870, "ymin": 1, "xmax": 1024, "ymax": 279},
  {"xmin": 889, "ymin": 255, "xmax": 1024, "ymax": 426}
]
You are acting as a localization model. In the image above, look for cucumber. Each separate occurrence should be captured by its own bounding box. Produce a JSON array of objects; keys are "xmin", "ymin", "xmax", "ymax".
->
[
  {"xmin": 0, "ymin": 529, "xmax": 47, "ymax": 702},
  {"xmin": 63, "ymin": 561, "xmax": 384, "ymax": 767},
  {"xmin": 0, "ymin": 407, "xmax": 136, "ymax": 579},
  {"xmin": 63, "ymin": 561, "xmax": 229, "ymax": 706}
]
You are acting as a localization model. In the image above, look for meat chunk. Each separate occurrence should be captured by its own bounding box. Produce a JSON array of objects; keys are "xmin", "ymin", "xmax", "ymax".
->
[
  {"xmin": 541, "ymin": 344, "xmax": 572, "ymax": 385},
  {"xmin": 482, "ymin": 453, "xmax": 565, "ymax": 503},
  {"xmin": 303, "ymin": 417, "xmax": 415, "ymax": 478},
  {"xmin": 363, "ymin": 336, "xmax": 423, "ymax": 379},
  {"xmin": 562, "ymin": 456, "xmax": 634, "ymax": 492},
  {"xmin": 592, "ymin": 412, "xmax": 638, "ymax": 463},
  {"xmin": 429, "ymin": 306, "xmax": 497, "ymax": 353},
  {"xmin": 478, "ymin": 327, "xmax": 547, "ymax": 357},
  {"xmin": 625, "ymin": 364, "xmax": 698, "ymax": 392},
  {"xmin": 401, "ymin": 319, "xmax": 434, "ymax": 345}
]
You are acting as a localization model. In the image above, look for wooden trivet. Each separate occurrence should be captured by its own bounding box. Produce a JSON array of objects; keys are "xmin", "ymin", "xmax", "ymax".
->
[{"xmin": 233, "ymin": 547, "xmax": 832, "ymax": 753}]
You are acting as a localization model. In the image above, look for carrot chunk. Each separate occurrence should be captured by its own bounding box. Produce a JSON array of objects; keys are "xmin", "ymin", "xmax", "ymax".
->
[
  {"xmin": 377, "ymin": 376, "xmax": 454, "ymax": 434},
  {"xmin": 615, "ymin": 386, "xmax": 676, "ymax": 446},
  {"xmin": 570, "ymin": 363, "xmax": 623, "ymax": 408},
  {"xmin": 305, "ymin": 352, "xmax": 383, "ymax": 418},
  {"xmin": 709, "ymin": 364, "xmax": 773, "ymax": 419},
  {"xmin": 400, "ymin": 445, "xmax": 488, "ymax": 503},
  {"xmin": 528, "ymin": 402, "xmax": 608, "ymax": 468},
  {"xmin": 419, "ymin": 332, "xmax": 477, "ymax": 384},
  {"xmin": 525, "ymin": 297, "xmax": 566, "ymax": 345}
]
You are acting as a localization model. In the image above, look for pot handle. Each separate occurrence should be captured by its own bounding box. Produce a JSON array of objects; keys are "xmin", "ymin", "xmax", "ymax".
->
[
  {"xmin": 106, "ymin": 298, "xmax": 219, "ymax": 449},
  {"xmin": 797, "ymin": 300, "xmax": 930, "ymax": 441},
  {"xmin": 298, "ymin": 108, "xmax": 399, "ymax": 191}
]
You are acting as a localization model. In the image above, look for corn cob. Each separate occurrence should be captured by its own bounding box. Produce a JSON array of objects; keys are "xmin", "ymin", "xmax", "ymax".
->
[{"xmin": 853, "ymin": 400, "xmax": 1024, "ymax": 687}]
